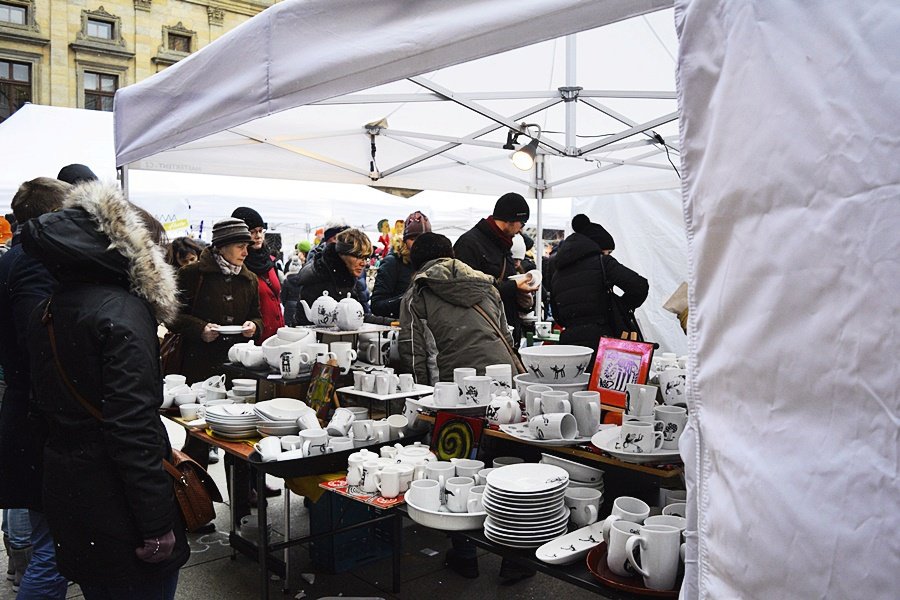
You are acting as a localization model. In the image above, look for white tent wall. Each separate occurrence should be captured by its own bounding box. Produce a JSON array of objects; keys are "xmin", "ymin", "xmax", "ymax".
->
[
  {"xmin": 677, "ymin": 1, "xmax": 899, "ymax": 599},
  {"xmin": 571, "ymin": 189, "xmax": 687, "ymax": 356}
]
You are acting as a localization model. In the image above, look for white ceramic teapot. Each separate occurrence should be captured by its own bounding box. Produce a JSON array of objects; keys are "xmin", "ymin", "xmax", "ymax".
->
[
  {"xmin": 299, "ymin": 290, "xmax": 339, "ymax": 327},
  {"xmin": 394, "ymin": 442, "xmax": 437, "ymax": 478},
  {"xmin": 335, "ymin": 293, "xmax": 365, "ymax": 331}
]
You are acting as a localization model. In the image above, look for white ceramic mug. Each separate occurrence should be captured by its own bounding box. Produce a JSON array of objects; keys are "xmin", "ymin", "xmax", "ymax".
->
[
  {"xmin": 534, "ymin": 321, "xmax": 552, "ymax": 337},
  {"xmin": 625, "ymin": 524, "xmax": 682, "ymax": 591},
  {"xmin": 658, "ymin": 368, "xmax": 687, "ymax": 406},
  {"xmin": 346, "ymin": 452, "xmax": 370, "ymax": 485},
  {"xmin": 398, "ymin": 373, "xmax": 415, "ymax": 392},
  {"xmin": 353, "ymin": 370, "xmax": 366, "ymax": 391},
  {"xmin": 467, "ymin": 485, "xmax": 485, "ymax": 513},
  {"xmin": 565, "ymin": 487, "xmax": 602, "ymax": 527},
  {"xmin": 453, "ymin": 367, "xmax": 476, "ymax": 400},
  {"xmin": 654, "ymin": 405, "xmax": 688, "ymax": 450},
  {"xmin": 617, "ymin": 420, "xmax": 663, "ymax": 453},
  {"xmin": 625, "ymin": 382, "xmax": 658, "ymax": 416},
  {"xmin": 279, "ymin": 350, "xmax": 311, "ymax": 379},
  {"xmin": 524, "ymin": 384, "xmax": 553, "ymax": 418},
  {"xmin": 280, "ymin": 434, "xmax": 303, "ymax": 451},
  {"xmin": 360, "ymin": 459, "xmax": 381, "ymax": 493},
  {"xmin": 602, "ymin": 496, "xmax": 651, "ymax": 543},
  {"xmin": 462, "ymin": 375, "xmax": 495, "ymax": 405},
  {"xmin": 475, "ymin": 467, "xmax": 495, "ymax": 486},
  {"xmin": 539, "ymin": 390, "xmax": 571, "ymax": 414},
  {"xmin": 528, "ymin": 413, "xmax": 578, "ymax": 440},
  {"xmin": 179, "ymin": 403, "xmax": 203, "ymax": 420},
  {"xmin": 375, "ymin": 373, "xmax": 399, "ymax": 396},
  {"xmin": 407, "ymin": 479, "xmax": 441, "ymax": 510},
  {"xmin": 372, "ymin": 420, "xmax": 391, "ymax": 442},
  {"xmin": 571, "ymin": 390, "xmax": 602, "ymax": 437},
  {"xmin": 326, "ymin": 407, "xmax": 355, "ymax": 436},
  {"xmin": 351, "ymin": 419, "xmax": 375, "ymax": 441},
  {"xmin": 425, "ymin": 461, "xmax": 455, "ymax": 503},
  {"xmin": 299, "ymin": 429, "xmax": 329, "ymax": 457},
  {"xmin": 486, "ymin": 395, "xmax": 521, "ymax": 425},
  {"xmin": 328, "ymin": 437, "xmax": 354, "ymax": 453},
  {"xmin": 606, "ymin": 520, "xmax": 643, "ymax": 578},
  {"xmin": 253, "ymin": 436, "xmax": 282, "ymax": 462},
  {"xmin": 394, "ymin": 464, "xmax": 415, "ymax": 493},
  {"xmin": 662, "ymin": 502, "xmax": 687, "ymax": 518},
  {"xmin": 297, "ymin": 411, "xmax": 323, "ymax": 431},
  {"xmin": 386, "ymin": 413, "xmax": 408, "ymax": 439},
  {"xmin": 330, "ymin": 341, "xmax": 358, "ymax": 374},
  {"xmin": 361, "ymin": 373, "xmax": 376, "ymax": 393},
  {"xmin": 484, "ymin": 364, "xmax": 513, "ymax": 393},
  {"xmin": 445, "ymin": 476, "xmax": 475, "ymax": 513},
  {"xmin": 644, "ymin": 515, "xmax": 687, "ymax": 534},
  {"xmin": 374, "ymin": 465, "xmax": 403, "ymax": 499},
  {"xmin": 433, "ymin": 382, "xmax": 459, "ymax": 407},
  {"xmin": 164, "ymin": 374, "xmax": 187, "ymax": 388},
  {"xmin": 450, "ymin": 458, "xmax": 484, "ymax": 480}
]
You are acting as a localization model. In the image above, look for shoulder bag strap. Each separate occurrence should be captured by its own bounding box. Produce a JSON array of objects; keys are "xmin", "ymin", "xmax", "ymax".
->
[{"xmin": 472, "ymin": 303, "xmax": 526, "ymax": 374}]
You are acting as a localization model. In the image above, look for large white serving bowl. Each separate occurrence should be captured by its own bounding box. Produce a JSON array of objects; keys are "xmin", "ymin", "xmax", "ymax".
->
[
  {"xmin": 404, "ymin": 495, "xmax": 487, "ymax": 531},
  {"xmin": 539, "ymin": 453, "xmax": 605, "ymax": 484},
  {"xmin": 513, "ymin": 372, "xmax": 590, "ymax": 396},
  {"xmin": 276, "ymin": 326, "xmax": 313, "ymax": 342},
  {"xmin": 518, "ymin": 345, "xmax": 593, "ymax": 384},
  {"xmin": 261, "ymin": 336, "xmax": 306, "ymax": 370}
]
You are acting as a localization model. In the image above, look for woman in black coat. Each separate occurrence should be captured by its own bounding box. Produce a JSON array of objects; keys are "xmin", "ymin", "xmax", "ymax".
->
[
  {"xmin": 293, "ymin": 228, "xmax": 372, "ymax": 325},
  {"xmin": 23, "ymin": 182, "xmax": 189, "ymax": 599},
  {"xmin": 551, "ymin": 214, "xmax": 649, "ymax": 355}
]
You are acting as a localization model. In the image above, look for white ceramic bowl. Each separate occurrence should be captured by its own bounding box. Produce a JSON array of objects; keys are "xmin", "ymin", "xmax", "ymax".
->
[
  {"xmin": 404, "ymin": 494, "xmax": 487, "ymax": 531},
  {"xmin": 261, "ymin": 336, "xmax": 307, "ymax": 370},
  {"xmin": 540, "ymin": 453, "xmax": 604, "ymax": 484},
  {"xmin": 513, "ymin": 372, "xmax": 590, "ymax": 396},
  {"xmin": 518, "ymin": 345, "xmax": 593, "ymax": 384},
  {"xmin": 277, "ymin": 326, "xmax": 313, "ymax": 342}
]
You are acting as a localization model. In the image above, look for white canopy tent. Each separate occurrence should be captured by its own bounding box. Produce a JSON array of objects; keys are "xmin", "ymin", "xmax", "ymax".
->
[{"xmin": 114, "ymin": 1, "xmax": 899, "ymax": 598}]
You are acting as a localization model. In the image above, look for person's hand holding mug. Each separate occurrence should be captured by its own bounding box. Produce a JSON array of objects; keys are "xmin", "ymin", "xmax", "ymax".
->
[
  {"xmin": 241, "ymin": 321, "xmax": 257, "ymax": 338},
  {"xmin": 135, "ymin": 530, "xmax": 176, "ymax": 563},
  {"xmin": 515, "ymin": 276, "xmax": 535, "ymax": 292},
  {"xmin": 201, "ymin": 323, "xmax": 219, "ymax": 343}
]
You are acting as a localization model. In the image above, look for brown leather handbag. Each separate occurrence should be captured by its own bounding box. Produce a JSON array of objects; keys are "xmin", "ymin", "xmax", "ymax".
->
[{"xmin": 42, "ymin": 299, "xmax": 222, "ymax": 532}]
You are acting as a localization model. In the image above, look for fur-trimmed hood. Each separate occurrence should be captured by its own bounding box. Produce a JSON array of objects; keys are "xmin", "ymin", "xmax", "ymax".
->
[{"xmin": 22, "ymin": 181, "xmax": 179, "ymax": 324}]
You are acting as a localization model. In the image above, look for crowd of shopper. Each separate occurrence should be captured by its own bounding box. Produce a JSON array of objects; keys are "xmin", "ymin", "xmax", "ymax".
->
[{"xmin": 0, "ymin": 167, "xmax": 649, "ymax": 596}]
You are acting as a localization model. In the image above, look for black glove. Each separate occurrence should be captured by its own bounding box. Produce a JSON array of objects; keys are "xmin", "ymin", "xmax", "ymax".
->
[{"xmin": 135, "ymin": 530, "xmax": 176, "ymax": 563}]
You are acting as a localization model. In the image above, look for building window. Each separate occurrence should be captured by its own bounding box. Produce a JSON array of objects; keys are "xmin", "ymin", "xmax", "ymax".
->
[
  {"xmin": 86, "ymin": 18, "xmax": 112, "ymax": 40},
  {"xmin": 0, "ymin": 58, "xmax": 30, "ymax": 122},
  {"xmin": 84, "ymin": 71, "xmax": 116, "ymax": 112},
  {"xmin": 0, "ymin": 2, "xmax": 26, "ymax": 25},
  {"xmin": 168, "ymin": 32, "xmax": 190, "ymax": 53}
]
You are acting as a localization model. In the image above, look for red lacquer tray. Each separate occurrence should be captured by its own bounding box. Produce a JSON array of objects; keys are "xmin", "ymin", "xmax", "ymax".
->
[{"xmin": 585, "ymin": 542, "xmax": 680, "ymax": 598}]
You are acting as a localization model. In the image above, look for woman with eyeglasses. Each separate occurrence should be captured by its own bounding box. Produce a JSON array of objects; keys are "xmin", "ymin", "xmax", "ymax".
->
[
  {"xmin": 231, "ymin": 207, "xmax": 284, "ymax": 341},
  {"xmin": 292, "ymin": 228, "xmax": 372, "ymax": 326}
]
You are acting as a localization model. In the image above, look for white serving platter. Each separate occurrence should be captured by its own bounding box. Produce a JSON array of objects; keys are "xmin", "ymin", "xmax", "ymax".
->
[
  {"xmin": 498, "ymin": 423, "xmax": 592, "ymax": 447},
  {"xmin": 336, "ymin": 384, "xmax": 433, "ymax": 402},
  {"xmin": 591, "ymin": 426, "xmax": 683, "ymax": 464},
  {"xmin": 535, "ymin": 523, "xmax": 604, "ymax": 565},
  {"xmin": 407, "ymin": 394, "xmax": 489, "ymax": 413},
  {"xmin": 486, "ymin": 463, "xmax": 569, "ymax": 493}
]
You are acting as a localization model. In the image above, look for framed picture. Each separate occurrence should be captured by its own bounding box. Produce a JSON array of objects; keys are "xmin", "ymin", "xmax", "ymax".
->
[
  {"xmin": 588, "ymin": 337, "xmax": 655, "ymax": 409},
  {"xmin": 431, "ymin": 413, "xmax": 485, "ymax": 461}
]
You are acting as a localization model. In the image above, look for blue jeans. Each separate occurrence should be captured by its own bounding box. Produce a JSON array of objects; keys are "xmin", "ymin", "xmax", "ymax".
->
[
  {"xmin": 79, "ymin": 570, "xmax": 179, "ymax": 600},
  {"xmin": 2, "ymin": 508, "xmax": 31, "ymax": 548},
  {"xmin": 17, "ymin": 511, "xmax": 68, "ymax": 599}
]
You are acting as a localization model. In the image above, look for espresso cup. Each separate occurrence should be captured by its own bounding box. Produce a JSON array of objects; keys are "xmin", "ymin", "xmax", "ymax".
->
[
  {"xmin": 408, "ymin": 479, "xmax": 441, "ymax": 510},
  {"xmin": 433, "ymin": 382, "xmax": 458, "ymax": 407},
  {"xmin": 654, "ymin": 405, "xmax": 688, "ymax": 450},
  {"xmin": 601, "ymin": 496, "xmax": 651, "ymax": 543},
  {"xmin": 178, "ymin": 403, "xmax": 203, "ymax": 420},
  {"xmin": 625, "ymin": 524, "xmax": 682, "ymax": 591},
  {"xmin": 617, "ymin": 421, "xmax": 663, "ymax": 453},
  {"xmin": 453, "ymin": 367, "xmax": 476, "ymax": 399},
  {"xmin": 326, "ymin": 407, "xmax": 355, "ymax": 436},
  {"xmin": 606, "ymin": 520, "xmax": 643, "ymax": 578},
  {"xmin": 625, "ymin": 382, "xmax": 658, "ymax": 416},
  {"xmin": 528, "ymin": 412, "xmax": 578, "ymax": 440}
]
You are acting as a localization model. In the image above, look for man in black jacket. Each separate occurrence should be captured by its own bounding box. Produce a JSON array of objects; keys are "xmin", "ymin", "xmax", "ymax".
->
[{"xmin": 453, "ymin": 193, "xmax": 537, "ymax": 342}]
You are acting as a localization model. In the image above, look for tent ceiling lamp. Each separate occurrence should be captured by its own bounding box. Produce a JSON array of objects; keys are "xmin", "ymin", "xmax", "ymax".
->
[{"xmin": 510, "ymin": 123, "xmax": 542, "ymax": 170}]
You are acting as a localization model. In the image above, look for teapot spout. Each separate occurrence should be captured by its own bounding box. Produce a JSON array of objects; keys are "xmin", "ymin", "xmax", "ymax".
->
[{"xmin": 299, "ymin": 299, "xmax": 313, "ymax": 322}]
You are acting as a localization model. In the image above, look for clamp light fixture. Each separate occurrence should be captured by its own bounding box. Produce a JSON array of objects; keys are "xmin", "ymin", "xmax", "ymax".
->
[{"xmin": 505, "ymin": 123, "xmax": 541, "ymax": 170}]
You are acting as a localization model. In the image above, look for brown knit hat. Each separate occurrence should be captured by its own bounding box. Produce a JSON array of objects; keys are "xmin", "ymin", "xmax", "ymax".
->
[
  {"xmin": 403, "ymin": 211, "xmax": 432, "ymax": 241},
  {"xmin": 211, "ymin": 218, "xmax": 251, "ymax": 248}
]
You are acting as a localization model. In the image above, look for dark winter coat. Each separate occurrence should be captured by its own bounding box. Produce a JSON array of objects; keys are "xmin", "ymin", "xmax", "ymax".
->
[
  {"xmin": 0, "ymin": 238, "xmax": 54, "ymax": 509},
  {"xmin": 371, "ymin": 251, "xmax": 414, "ymax": 319},
  {"xmin": 550, "ymin": 232, "xmax": 648, "ymax": 352},
  {"xmin": 399, "ymin": 258, "xmax": 519, "ymax": 384},
  {"xmin": 169, "ymin": 247, "xmax": 263, "ymax": 384},
  {"xmin": 292, "ymin": 243, "xmax": 369, "ymax": 325},
  {"xmin": 454, "ymin": 218, "xmax": 527, "ymax": 339},
  {"xmin": 280, "ymin": 272, "xmax": 303, "ymax": 326},
  {"xmin": 22, "ymin": 182, "xmax": 189, "ymax": 586}
]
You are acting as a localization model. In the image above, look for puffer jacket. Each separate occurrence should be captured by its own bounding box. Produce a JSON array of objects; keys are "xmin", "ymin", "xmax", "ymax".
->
[
  {"xmin": 398, "ymin": 258, "xmax": 519, "ymax": 383},
  {"xmin": 292, "ymin": 243, "xmax": 368, "ymax": 325},
  {"xmin": 550, "ymin": 232, "xmax": 648, "ymax": 352},
  {"xmin": 170, "ymin": 247, "xmax": 263, "ymax": 385},
  {"xmin": 371, "ymin": 251, "xmax": 414, "ymax": 319},
  {"xmin": 22, "ymin": 182, "xmax": 189, "ymax": 586}
]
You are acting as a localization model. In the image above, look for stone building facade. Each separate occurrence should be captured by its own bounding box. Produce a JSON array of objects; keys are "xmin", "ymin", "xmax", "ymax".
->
[{"xmin": 0, "ymin": 0, "xmax": 273, "ymax": 121}]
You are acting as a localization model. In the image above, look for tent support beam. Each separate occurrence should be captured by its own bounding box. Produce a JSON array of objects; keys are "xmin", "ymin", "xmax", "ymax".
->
[
  {"xmin": 228, "ymin": 127, "xmax": 371, "ymax": 177},
  {"xmin": 534, "ymin": 154, "xmax": 545, "ymax": 321},
  {"xmin": 311, "ymin": 90, "xmax": 676, "ymax": 104},
  {"xmin": 546, "ymin": 149, "xmax": 665, "ymax": 189},
  {"xmin": 579, "ymin": 111, "xmax": 679, "ymax": 153},
  {"xmin": 580, "ymin": 98, "xmax": 680, "ymax": 152}
]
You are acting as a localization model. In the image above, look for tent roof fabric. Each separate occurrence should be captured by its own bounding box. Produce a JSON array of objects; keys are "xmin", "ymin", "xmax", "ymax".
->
[{"xmin": 114, "ymin": 0, "xmax": 678, "ymax": 198}]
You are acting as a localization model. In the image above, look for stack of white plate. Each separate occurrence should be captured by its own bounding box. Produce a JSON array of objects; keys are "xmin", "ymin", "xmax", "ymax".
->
[
  {"xmin": 483, "ymin": 463, "xmax": 570, "ymax": 548},
  {"xmin": 205, "ymin": 404, "xmax": 258, "ymax": 439},
  {"xmin": 254, "ymin": 398, "xmax": 311, "ymax": 436},
  {"xmin": 539, "ymin": 453, "xmax": 604, "ymax": 494}
]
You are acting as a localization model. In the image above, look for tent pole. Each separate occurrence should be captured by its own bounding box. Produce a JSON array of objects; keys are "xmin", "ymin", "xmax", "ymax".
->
[
  {"xmin": 534, "ymin": 154, "xmax": 545, "ymax": 321},
  {"xmin": 118, "ymin": 164, "xmax": 129, "ymax": 199}
]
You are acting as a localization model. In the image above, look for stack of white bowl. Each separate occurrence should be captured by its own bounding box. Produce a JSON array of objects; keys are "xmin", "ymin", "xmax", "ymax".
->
[
  {"xmin": 205, "ymin": 404, "xmax": 258, "ymax": 439},
  {"xmin": 540, "ymin": 453, "xmax": 604, "ymax": 494},
  {"xmin": 254, "ymin": 398, "xmax": 310, "ymax": 436},
  {"xmin": 482, "ymin": 463, "xmax": 570, "ymax": 548}
]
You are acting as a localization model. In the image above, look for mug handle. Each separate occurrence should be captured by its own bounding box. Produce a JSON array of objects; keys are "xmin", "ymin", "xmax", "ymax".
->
[
  {"xmin": 602, "ymin": 515, "xmax": 619, "ymax": 545},
  {"xmin": 625, "ymin": 536, "xmax": 650, "ymax": 578},
  {"xmin": 585, "ymin": 504, "xmax": 598, "ymax": 524},
  {"xmin": 561, "ymin": 399, "xmax": 571, "ymax": 413},
  {"xmin": 347, "ymin": 349, "xmax": 358, "ymax": 362},
  {"xmin": 466, "ymin": 497, "xmax": 481, "ymax": 513},
  {"xmin": 302, "ymin": 440, "xmax": 311, "ymax": 457},
  {"xmin": 653, "ymin": 431, "xmax": 664, "ymax": 450},
  {"xmin": 298, "ymin": 352, "xmax": 312, "ymax": 364},
  {"xmin": 363, "ymin": 423, "xmax": 374, "ymax": 439}
]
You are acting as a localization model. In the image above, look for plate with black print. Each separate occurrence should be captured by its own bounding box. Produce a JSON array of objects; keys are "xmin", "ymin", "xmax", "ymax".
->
[
  {"xmin": 591, "ymin": 427, "xmax": 682, "ymax": 464},
  {"xmin": 535, "ymin": 523, "xmax": 604, "ymax": 565},
  {"xmin": 498, "ymin": 422, "xmax": 593, "ymax": 447}
]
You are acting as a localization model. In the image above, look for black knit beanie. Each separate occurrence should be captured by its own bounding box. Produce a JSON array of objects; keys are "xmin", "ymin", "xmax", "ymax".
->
[
  {"xmin": 572, "ymin": 214, "xmax": 615, "ymax": 251},
  {"xmin": 410, "ymin": 232, "xmax": 454, "ymax": 270},
  {"xmin": 492, "ymin": 192, "xmax": 530, "ymax": 223},
  {"xmin": 57, "ymin": 164, "xmax": 98, "ymax": 185},
  {"xmin": 231, "ymin": 206, "xmax": 267, "ymax": 230}
]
